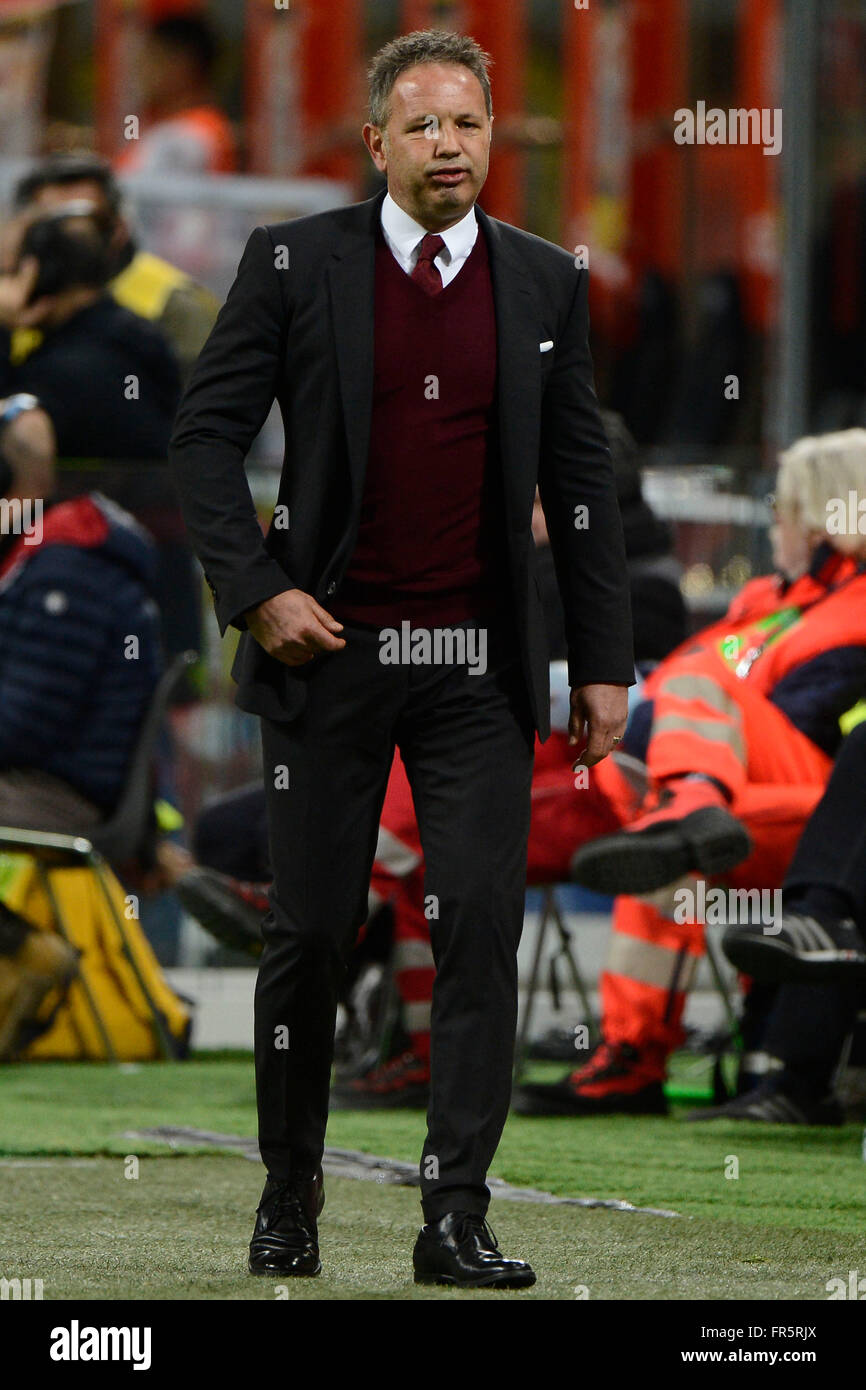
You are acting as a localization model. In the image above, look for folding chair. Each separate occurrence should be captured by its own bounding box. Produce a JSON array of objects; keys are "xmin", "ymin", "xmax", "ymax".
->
[
  {"xmin": 702, "ymin": 925, "xmax": 741, "ymax": 1039},
  {"xmin": 0, "ymin": 650, "xmax": 197, "ymax": 1060},
  {"xmin": 513, "ymin": 884, "xmax": 600, "ymax": 1082}
]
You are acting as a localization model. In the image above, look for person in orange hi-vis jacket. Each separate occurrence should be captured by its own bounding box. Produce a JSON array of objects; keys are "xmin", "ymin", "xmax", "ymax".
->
[
  {"xmin": 116, "ymin": 15, "xmax": 237, "ymax": 176},
  {"xmin": 344, "ymin": 430, "xmax": 866, "ymax": 1116}
]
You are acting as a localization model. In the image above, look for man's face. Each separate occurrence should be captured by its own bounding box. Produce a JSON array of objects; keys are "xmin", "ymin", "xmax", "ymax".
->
[
  {"xmin": 363, "ymin": 62, "xmax": 492, "ymax": 230},
  {"xmin": 770, "ymin": 505, "xmax": 813, "ymax": 580},
  {"xmin": 139, "ymin": 37, "xmax": 193, "ymax": 108}
]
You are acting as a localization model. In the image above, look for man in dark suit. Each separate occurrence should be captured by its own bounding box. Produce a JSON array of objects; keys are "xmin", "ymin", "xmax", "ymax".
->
[{"xmin": 170, "ymin": 29, "xmax": 633, "ymax": 1288}]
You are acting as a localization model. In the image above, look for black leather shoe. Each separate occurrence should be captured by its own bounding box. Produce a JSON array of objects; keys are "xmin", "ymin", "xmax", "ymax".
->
[
  {"xmin": 413, "ymin": 1211, "xmax": 536, "ymax": 1288},
  {"xmin": 248, "ymin": 1170, "xmax": 325, "ymax": 1277}
]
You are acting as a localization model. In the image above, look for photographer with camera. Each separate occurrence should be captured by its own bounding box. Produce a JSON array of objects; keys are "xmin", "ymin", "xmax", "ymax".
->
[
  {"xmin": 11, "ymin": 153, "xmax": 220, "ymax": 386},
  {"xmin": 0, "ymin": 204, "xmax": 180, "ymax": 460}
]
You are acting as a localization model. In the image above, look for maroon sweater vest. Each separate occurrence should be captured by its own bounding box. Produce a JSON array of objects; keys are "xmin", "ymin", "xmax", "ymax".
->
[{"xmin": 332, "ymin": 224, "xmax": 506, "ymax": 628}]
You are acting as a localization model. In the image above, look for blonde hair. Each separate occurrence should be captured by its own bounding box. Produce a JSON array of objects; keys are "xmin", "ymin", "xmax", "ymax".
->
[{"xmin": 776, "ymin": 428, "xmax": 866, "ymax": 557}]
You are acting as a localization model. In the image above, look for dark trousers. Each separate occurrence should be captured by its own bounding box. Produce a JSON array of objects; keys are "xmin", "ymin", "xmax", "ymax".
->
[
  {"xmin": 253, "ymin": 617, "xmax": 535, "ymax": 1220},
  {"xmin": 784, "ymin": 719, "xmax": 866, "ymax": 925},
  {"xmin": 768, "ymin": 720, "xmax": 866, "ymax": 1097}
]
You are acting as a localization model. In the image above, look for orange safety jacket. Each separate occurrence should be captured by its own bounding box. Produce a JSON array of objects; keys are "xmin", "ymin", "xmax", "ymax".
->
[
  {"xmin": 117, "ymin": 106, "xmax": 238, "ymax": 175},
  {"xmin": 643, "ymin": 545, "xmax": 866, "ymax": 757}
]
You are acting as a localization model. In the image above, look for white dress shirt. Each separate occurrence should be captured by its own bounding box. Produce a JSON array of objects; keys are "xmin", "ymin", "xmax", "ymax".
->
[{"xmin": 380, "ymin": 192, "xmax": 479, "ymax": 289}]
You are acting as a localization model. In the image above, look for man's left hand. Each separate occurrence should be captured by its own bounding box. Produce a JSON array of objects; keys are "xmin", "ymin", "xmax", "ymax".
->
[{"xmin": 568, "ymin": 683, "xmax": 629, "ymax": 768}]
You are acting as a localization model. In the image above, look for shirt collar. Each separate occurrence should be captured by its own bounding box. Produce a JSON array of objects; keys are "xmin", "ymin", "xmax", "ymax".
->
[{"xmin": 381, "ymin": 191, "xmax": 478, "ymax": 264}]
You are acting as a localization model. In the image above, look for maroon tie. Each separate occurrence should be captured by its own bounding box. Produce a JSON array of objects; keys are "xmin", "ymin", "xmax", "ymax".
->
[{"xmin": 411, "ymin": 233, "xmax": 446, "ymax": 296}]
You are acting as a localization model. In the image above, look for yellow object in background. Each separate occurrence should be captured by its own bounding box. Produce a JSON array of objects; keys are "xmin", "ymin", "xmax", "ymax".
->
[
  {"xmin": 0, "ymin": 853, "xmax": 190, "ymax": 1061},
  {"xmin": 840, "ymin": 699, "xmax": 866, "ymax": 736}
]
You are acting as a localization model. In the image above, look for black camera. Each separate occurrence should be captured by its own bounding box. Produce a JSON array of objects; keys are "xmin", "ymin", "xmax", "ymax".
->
[{"xmin": 17, "ymin": 202, "xmax": 112, "ymax": 304}]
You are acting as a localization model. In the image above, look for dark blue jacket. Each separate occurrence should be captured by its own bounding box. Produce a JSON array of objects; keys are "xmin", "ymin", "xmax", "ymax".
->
[{"xmin": 0, "ymin": 493, "xmax": 161, "ymax": 809}]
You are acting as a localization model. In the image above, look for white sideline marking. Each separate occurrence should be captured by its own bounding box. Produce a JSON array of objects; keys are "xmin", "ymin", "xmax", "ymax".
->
[{"xmin": 122, "ymin": 1126, "xmax": 681, "ymax": 1218}]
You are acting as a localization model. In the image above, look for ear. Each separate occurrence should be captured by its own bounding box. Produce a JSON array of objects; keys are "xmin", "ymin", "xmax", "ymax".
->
[{"xmin": 362, "ymin": 123, "xmax": 388, "ymax": 173}]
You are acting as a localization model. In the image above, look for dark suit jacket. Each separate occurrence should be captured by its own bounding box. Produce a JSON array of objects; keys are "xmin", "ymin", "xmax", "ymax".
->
[{"xmin": 168, "ymin": 189, "xmax": 634, "ymax": 740}]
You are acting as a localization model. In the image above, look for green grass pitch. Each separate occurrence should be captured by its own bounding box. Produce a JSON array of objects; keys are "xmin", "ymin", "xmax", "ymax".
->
[{"xmin": 1, "ymin": 1054, "xmax": 863, "ymax": 1300}]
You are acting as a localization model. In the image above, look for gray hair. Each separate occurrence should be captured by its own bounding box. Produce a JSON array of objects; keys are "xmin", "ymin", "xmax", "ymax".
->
[
  {"xmin": 776, "ymin": 428, "xmax": 866, "ymax": 557},
  {"xmin": 367, "ymin": 29, "xmax": 493, "ymax": 129}
]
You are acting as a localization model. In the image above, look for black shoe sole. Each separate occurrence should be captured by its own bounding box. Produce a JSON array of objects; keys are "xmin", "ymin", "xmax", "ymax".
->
[
  {"xmin": 512, "ymin": 1082, "xmax": 668, "ymax": 1117},
  {"xmin": 685, "ymin": 1097, "xmax": 844, "ymax": 1126},
  {"xmin": 248, "ymin": 1260, "xmax": 321, "ymax": 1277},
  {"xmin": 413, "ymin": 1268, "xmax": 536, "ymax": 1289},
  {"xmin": 723, "ymin": 931, "xmax": 866, "ymax": 985},
  {"xmin": 571, "ymin": 806, "xmax": 752, "ymax": 895},
  {"xmin": 175, "ymin": 874, "xmax": 264, "ymax": 959}
]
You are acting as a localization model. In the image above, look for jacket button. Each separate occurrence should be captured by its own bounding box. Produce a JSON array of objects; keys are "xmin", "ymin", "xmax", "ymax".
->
[{"xmin": 326, "ymin": 581, "xmax": 337, "ymax": 595}]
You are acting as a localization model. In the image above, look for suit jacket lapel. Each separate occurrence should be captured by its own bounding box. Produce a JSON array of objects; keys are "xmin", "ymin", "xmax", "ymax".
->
[
  {"xmin": 476, "ymin": 206, "xmax": 543, "ymax": 531},
  {"xmin": 326, "ymin": 192, "xmax": 383, "ymax": 506}
]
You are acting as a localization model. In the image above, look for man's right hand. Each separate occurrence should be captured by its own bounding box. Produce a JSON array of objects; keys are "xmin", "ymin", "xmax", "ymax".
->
[
  {"xmin": 0, "ymin": 256, "xmax": 47, "ymax": 330},
  {"xmin": 245, "ymin": 588, "xmax": 347, "ymax": 666}
]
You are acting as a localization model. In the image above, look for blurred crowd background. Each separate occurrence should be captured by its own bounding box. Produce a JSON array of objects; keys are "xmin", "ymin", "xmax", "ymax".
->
[{"xmin": 1, "ymin": 0, "xmax": 865, "ymax": 973}]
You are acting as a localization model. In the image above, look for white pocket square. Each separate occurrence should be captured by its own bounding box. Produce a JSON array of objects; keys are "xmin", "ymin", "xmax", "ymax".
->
[{"xmin": 539, "ymin": 340, "xmax": 554, "ymax": 352}]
